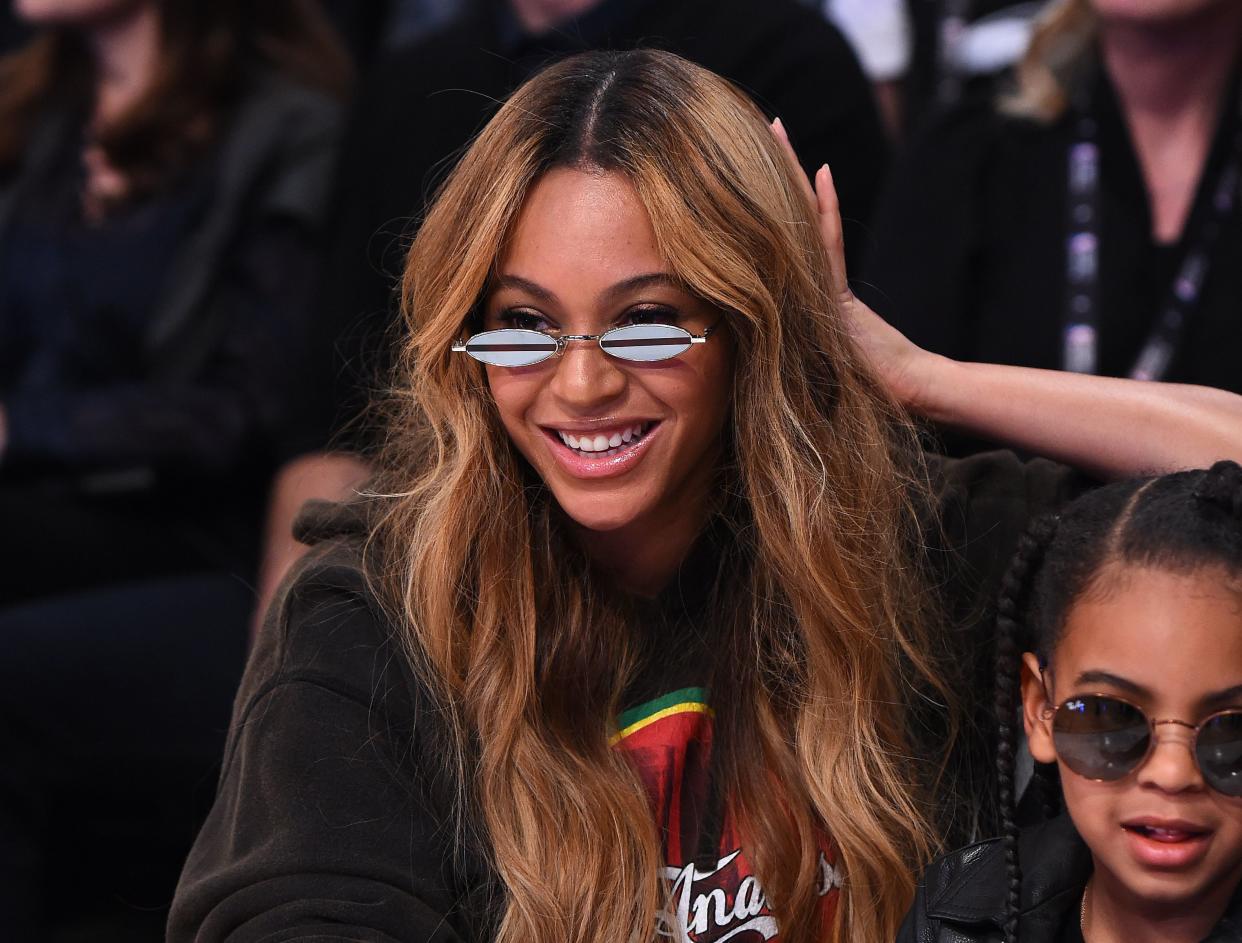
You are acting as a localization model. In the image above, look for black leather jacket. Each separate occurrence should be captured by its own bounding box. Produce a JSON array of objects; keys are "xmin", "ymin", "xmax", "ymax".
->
[{"xmin": 898, "ymin": 815, "xmax": 1242, "ymax": 942}]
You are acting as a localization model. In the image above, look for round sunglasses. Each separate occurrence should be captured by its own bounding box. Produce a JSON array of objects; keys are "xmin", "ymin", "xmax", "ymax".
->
[
  {"xmin": 451, "ymin": 322, "xmax": 720, "ymax": 368},
  {"xmin": 1045, "ymin": 692, "xmax": 1242, "ymax": 797}
]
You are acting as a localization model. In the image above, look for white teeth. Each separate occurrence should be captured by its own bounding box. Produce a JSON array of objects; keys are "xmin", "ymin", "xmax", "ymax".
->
[{"xmin": 556, "ymin": 422, "xmax": 651, "ymax": 454}]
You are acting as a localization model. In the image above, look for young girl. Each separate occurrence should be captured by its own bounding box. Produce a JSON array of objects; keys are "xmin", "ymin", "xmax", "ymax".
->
[{"xmin": 899, "ymin": 460, "xmax": 1242, "ymax": 942}]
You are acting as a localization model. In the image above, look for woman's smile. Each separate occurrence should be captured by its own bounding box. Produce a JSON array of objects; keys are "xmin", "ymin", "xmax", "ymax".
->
[{"xmin": 540, "ymin": 420, "xmax": 662, "ymax": 479}]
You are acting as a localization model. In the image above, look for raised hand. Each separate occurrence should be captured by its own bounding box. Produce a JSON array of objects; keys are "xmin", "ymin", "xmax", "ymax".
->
[{"xmin": 770, "ymin": 118, "xmax": 933, "ymax": 411}]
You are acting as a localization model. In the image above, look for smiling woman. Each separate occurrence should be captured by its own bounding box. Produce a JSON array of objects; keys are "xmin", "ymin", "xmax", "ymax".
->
[
  {"xmin": 372, "ymin": 52, "xmax": 941, "ymax": 943},
  {"xmin": 169, "ymin": 48, "xmax": 1242, "ymax": 943}
]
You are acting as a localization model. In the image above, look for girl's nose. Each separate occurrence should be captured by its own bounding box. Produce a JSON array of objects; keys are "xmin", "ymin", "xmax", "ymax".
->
[
  {"xmin": 1136, "ymin": 724, "xmax": 1207, "ymax": 794},
  {"xmin": 547, "ymin": 340, "xmax": 627, "ymax": 410}
]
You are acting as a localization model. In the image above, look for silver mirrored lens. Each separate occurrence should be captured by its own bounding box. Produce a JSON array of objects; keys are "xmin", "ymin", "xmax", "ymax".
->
[
  {"xmin": 463, "ymin": 329, "xmax": 557, "ymax": 366},
  {"xmin": 600, "ymin": 324, "xmax": 693, "ymax": 362}
]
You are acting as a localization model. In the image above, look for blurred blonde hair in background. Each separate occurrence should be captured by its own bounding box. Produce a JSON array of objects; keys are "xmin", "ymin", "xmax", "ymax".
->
[{"xmin": 1002, "ymin": 0, "xmax": 1097, "ymax": 122}]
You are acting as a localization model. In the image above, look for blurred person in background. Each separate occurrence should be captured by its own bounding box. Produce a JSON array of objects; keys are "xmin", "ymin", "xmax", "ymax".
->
[
  {"xmin": 0, "ymin": 0, "xmax": 348, "ymax": 937},
  {"xmin": 824, "ymin": 0, "xmax": 914, "ymax": 135},
  {"xmin": 863, "ymin": 0, "xmax": 1242, "ymax": 451},
  {"xmin": 251, "ymin": 0, "xmax": 894, "ymax": 618},
  {"xmin": 824, "ymin": 0, "xmax": 1042, "ymax": 137}
]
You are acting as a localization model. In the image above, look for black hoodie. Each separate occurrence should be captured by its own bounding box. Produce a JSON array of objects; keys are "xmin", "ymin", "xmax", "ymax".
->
[{"xmin": 168, "ymin": 450, "xmax": 1089, "ymax": 942}]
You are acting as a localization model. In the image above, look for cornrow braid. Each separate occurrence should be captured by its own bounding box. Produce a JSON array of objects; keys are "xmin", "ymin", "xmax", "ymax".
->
[{"xmin": 993, "ymin": 515, "xmax": 1059, "ymax": 943}]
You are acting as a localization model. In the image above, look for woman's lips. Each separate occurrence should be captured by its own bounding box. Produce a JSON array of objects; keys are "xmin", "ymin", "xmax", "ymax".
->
[
  {"xmin": 1121, "ymin": 820, "xmax": 1213, "ymax": 870},
  {"xmin": 540, "ymin": 421, "xmax": 661, "ymax": 480}
]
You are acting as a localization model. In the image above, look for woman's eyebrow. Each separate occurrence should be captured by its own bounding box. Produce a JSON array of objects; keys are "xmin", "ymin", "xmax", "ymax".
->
[
  {"xmin": 492, "ymin": 274, "xmax": 558, "ymax": 304},
  {"xmin": 1072, "ymin": 670, "xmax": 1149, "ymax": 698},
  {"xmin": 600, "ymin": 272, "xmax": 681, "ymax": 303}
]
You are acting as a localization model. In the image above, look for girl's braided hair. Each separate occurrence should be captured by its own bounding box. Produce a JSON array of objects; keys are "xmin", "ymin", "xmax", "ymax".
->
[{"xmin": 992, "ymin": 460, "xmax": 1242, "ymax": 943}]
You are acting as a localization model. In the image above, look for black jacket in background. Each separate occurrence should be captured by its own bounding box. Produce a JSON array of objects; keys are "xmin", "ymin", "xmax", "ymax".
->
[
  {"xmin": 863, "ymin": 66, "xmax": 1242, "ymax": 398},
  {"xmin": 898, "ymin": 814, "xmax": 1242, "ymax": 943},
  {"xmin": 0, "ymin": 70, "xmax": 342, "ymax": 577},
  {"xmin": 310, "ymin": 0, "xmax": 890, "ymax": 450}
]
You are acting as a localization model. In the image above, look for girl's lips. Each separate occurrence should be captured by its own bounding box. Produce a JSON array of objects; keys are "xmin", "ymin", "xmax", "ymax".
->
[
  {"xmin": 540, "ymin": 421, "xmax": 661, "ymax": 480},
  {"xmin": 1122, "ymin": 822, "xmax": 1213, "ymax": 870}
]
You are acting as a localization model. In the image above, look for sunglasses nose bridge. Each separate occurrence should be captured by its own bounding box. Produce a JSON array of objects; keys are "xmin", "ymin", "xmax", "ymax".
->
[
  {"xmin": 1150, "ymin": 719, "xmax": 1200, "ymax": 753},
  {"xmin": 553, "ymin": 333, "xmax": 606, "ymax": 357},
  {"xmin": 1135, "ymin": 722, "xmax": 1208, "ymax": 791}
]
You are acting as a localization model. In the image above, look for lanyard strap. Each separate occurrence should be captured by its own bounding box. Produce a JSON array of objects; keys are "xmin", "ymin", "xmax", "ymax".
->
[{"xmin": 1063, "ymin": 92, "xmax": 1242, "ymax": 380}]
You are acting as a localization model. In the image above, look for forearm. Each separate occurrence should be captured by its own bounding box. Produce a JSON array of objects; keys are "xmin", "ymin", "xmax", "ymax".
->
[
  {"xmin": 253, "ymin": 451, "xmax": 371, "ymax": 636},
  {"xmin": 916, "ymin": 355, "xmax": 1242, "ymax": 479}
]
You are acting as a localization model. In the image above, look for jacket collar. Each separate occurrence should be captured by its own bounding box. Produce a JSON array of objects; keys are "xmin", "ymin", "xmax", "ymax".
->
[
  {"xmin": 925, "ymin": 815, "xmax": 1089, "ymax": 940},
  {"xmin": 925, "ymin": 815, "xmax": 1242, "ymax": 942}
]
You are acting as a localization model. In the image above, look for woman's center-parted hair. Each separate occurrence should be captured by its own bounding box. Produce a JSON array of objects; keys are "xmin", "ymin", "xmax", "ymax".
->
[
  {"xmin": 405, "ymin": 48, "xmax": 853, "ymax": 404},
  {"xmin": 371, "ymin": 48, "xmax": 950, "ymax": 943},
  {"xmin": 992, "ymin": 460, "xmax": 1242, "ymax": 943}
]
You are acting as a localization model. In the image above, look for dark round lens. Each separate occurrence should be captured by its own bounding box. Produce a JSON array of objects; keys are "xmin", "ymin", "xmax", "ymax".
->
[
  {"xmin": 1053, "ymin": 695, "xmax": 1150, "ymax": 781},
  {"xmin": 600, "ymin": 324, "xmax": 693, "ymax": 362},
  {"xmin": 1196, "ymin": 712, "xmax": 1242, "ymax": 797}
]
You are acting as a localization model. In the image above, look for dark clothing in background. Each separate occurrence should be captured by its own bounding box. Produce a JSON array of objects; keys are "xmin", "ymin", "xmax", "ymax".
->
[
  {"xmin": 863, "ymin": 66, "xmax": 1242, "ymax": 399},
  {"xmin": 168, "ymin": 450, "xmax": 1088, "ymax": 941},
  {"xmin": 0, "ymin": 70, "xmax": 342, "ymax": 938},
  {"xmin": 312, "ymin": 0, "xmax": 889, "ymax": 450},
  {"xmin": 897, "ymin": 814, "xmax": 1242, "ymax": 942},
  {"xmin": 0, "ymin": 73, "xmax": 342, "ymax": 588},
  {"xmin": 0, "ymin": 576, "xmax": 252, "ymax": 940},
  {"xmin": 320, "ymin": 0, "xmax": 465, "ymax": 72}
]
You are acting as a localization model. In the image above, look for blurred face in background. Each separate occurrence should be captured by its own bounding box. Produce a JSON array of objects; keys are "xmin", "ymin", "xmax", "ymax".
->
[
  {"xmin": 15, "ymin": 0, "xmax": 149, "ymax": 28},
  {"xmin": 508, "ymin": 0, "xmax": 603, "ymax": 34},
  {"xmin": 1091, "ymin": 0, "xmax": 1239, "ymax": 26}
]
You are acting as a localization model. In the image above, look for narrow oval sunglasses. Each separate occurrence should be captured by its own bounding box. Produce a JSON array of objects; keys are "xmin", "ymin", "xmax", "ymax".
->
[
  {"xmin": 451, "ymin": 322, "xmax": 719, "ymax": 368},
  {"xmin": 1045, "ymin": 692, "xmax": 1242, "ymax": 796}
]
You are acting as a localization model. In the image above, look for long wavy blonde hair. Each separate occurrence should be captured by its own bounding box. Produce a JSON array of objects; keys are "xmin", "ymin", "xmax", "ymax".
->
[{"xmin": 369, "ymin": 49, "xmax": 950, "ymax": 943}]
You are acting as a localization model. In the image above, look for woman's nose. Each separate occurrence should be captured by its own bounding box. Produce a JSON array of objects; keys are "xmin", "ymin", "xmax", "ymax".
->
[
  {"xmin": 1137, "ymin": 724, "xmax": 1207, "ymax": 794},
  {"xmin": 547, "ymin": 340, "xmax": 627, "ymax": 409}
]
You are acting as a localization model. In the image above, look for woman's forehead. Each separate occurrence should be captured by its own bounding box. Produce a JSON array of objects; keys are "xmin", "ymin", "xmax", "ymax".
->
[{"xmin": 499, "ymin": 168, "xmax": 665, "ymax": 284}]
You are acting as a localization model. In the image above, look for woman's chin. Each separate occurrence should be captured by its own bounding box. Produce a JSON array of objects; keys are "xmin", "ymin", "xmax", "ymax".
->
[
  {"xmin": 550, "ymin": 488, "xmax": 652, "ymax": 535},
  {"xmin": 559, "ymin": 504, "xmax": 643, "ymax": 534}
]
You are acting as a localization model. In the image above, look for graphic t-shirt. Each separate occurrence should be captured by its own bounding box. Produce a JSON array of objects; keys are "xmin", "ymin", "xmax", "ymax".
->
[{"xmin": 613, "ymin": 686, "xmax": 842, "ymax": 942}]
